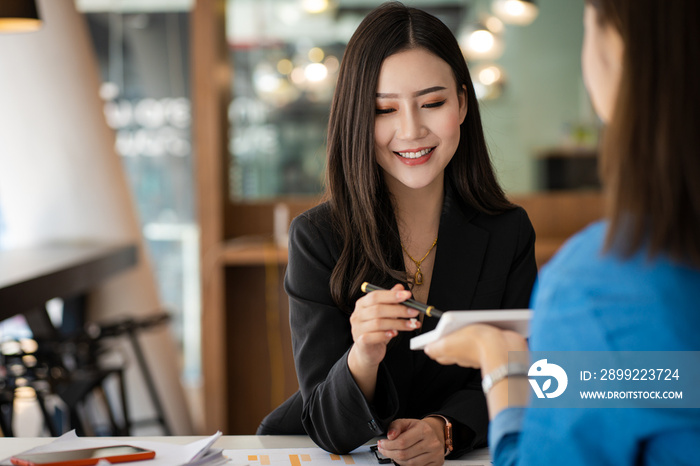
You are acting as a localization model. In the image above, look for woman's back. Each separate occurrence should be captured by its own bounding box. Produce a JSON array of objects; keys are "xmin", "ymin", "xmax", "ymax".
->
[
  {"xmin": 532, "ymin": 221, "xmax": 700, "ymax": 352},
  {"xmin": 516, "ymin": 221, "xmax": 700, "ymax": 465}
]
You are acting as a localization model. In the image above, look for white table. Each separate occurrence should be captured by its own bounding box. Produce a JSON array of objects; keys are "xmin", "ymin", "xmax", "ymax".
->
[{"xmin": 0, "ymin": 435, "xmax": 490, "ymax": 464}]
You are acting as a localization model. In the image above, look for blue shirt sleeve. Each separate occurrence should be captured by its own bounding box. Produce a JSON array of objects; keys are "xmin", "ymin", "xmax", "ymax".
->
[{"xmin": 488, "ymin": 407, "xmax": 525, "ymax": 466}]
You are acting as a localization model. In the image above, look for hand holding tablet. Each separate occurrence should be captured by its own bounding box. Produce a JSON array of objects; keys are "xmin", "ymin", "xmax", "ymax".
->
[{"xmin": 410, "ymin": 309, "xmax": 533, "ymax": 350}]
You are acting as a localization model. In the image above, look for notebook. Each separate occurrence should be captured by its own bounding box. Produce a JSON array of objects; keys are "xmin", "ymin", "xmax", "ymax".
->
[{"xmin": 409, "ymin": 309, "xmax": 533, "ymax": 350}]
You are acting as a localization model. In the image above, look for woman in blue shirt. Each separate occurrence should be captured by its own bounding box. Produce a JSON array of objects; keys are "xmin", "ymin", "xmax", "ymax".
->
[{"xmin": 399, "ymin": 0, "xmax": 700, "ymax": 464}]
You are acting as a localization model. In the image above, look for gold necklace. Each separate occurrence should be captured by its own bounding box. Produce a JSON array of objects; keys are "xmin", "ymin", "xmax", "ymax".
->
[{"xmin": 401, "ymin": 237, "xmax": 438, "ymax": 286}]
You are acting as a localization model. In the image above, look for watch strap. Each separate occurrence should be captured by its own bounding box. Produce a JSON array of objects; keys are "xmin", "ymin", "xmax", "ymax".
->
[
  {"xmin": 481, "ymin": 362, "xmax": 529, "ymax": 394},
  {"xmin": 427, "ymin": 414, "xmax": 453, "ymax": 456}
]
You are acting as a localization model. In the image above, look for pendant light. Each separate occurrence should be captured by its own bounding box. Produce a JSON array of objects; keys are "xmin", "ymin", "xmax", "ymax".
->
[
  {"xmin": 0, "ymin": 0, "xmax": 41, "ymax": 33},
  {"xmin": 492, "ymin": 0, "xmax": 539, "ymax": 26},
  {"xmin": 472, "ymin": 63, "xmax": 506, "ymax": 100},
  {"xmin": 458, "ymin": 19, "xmax": 505, "ymax": 61},
  {"xmin": 302, "ymin": 0, "xmax": 326, "ymax": 14}
]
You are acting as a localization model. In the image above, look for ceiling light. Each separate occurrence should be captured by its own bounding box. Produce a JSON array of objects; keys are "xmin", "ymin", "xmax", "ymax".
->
[
  {"xmin": 478, "ymin": 65, "xmax": 504, "ymax": 86},
  {"xmin": 0, "ymin": 0, "xmax": 41, "ymax": 33},
  {"xmin": 492, "ymin": 0, "xmax": 539, "ymax": 26},
  {"xmin": 277, "ymin": 59, "xmax": 294, "ymax": 75},
  {"xmin": 302, "ymin": 0, "xmax": 329, "ymax": 15},
  {"xmin": 458, "ymin": 22, "xmax": 504, "ymax": 61},
  {"xmin": 473, "ymin": 64, "xmax": 506, "ymax": 100},
  {"xmin": 308, "ymin": 47, "xmax": 325, "ymax": 63},
  {"xmin": 304, "ymin": 63, "xmax": 328, "ymax": 83},
  {"xmin": 484, "ymin": 16, "xmax": 504, "ymax": 34}
]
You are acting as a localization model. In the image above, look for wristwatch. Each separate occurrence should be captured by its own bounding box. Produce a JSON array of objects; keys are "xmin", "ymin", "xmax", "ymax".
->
[
  {"xmin": 481, "ymin": 362, "xmax": 529, "ymax": 394},
  {"xmin": 428, "ymin": 414, "xmax": 453, "ymax": 456}
]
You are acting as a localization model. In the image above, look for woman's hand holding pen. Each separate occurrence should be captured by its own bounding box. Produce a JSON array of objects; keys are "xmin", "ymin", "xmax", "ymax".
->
[
  {"xmin": 377, "ymin": 418, "xmax": 446, "ymax": 466},
  {"xmin": 350, "ymin": 283, "xmax": 422, "ymax": 364},
  {"xmin": 348, "ymin": 284, "xmax": 421, "ymax": 401}
]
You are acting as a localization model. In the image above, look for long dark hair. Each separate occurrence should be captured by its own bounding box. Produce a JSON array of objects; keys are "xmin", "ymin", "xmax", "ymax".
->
[
  {"xmin": 325, "ymin": 2, "xmax": 513, "ymax": 312},
  {"xmin": 586, "ymin": 0, "xmax": 700, "ymax": 266}
]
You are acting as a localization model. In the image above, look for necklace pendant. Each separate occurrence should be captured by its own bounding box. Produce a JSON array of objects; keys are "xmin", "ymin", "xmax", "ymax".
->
[
  {"xmin": 414, "ymin": 269, "xmax": 424, "ymax": 286},
  {"xmin": 401, "ymin": 237, "xmax": 437, "ymax": 288}
]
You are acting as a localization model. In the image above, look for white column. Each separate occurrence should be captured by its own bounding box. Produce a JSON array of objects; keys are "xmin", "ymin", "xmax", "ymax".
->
[{"xmin": 0, "ymin": 0, "xmax": 193, "ymax": 435}]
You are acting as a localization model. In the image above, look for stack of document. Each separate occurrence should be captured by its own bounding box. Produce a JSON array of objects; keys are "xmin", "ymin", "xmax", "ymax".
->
[{"xmin": 0, "ymin": 430, "xmax": 226, "ymax": 466}]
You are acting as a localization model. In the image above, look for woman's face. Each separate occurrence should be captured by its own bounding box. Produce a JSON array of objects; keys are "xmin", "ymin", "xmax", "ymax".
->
[
  {"xmin": 582, "ymin": 3, "xmax": 624, "ymax": 123},
  {"xmin": 374, "ymin": 48, "xmax": 467, "ymax": 193}
]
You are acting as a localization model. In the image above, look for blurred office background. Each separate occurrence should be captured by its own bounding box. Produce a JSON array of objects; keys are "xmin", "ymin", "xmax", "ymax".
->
[{"xmin": 0, "ymin": 0, "xmax": 600, "ymax": 436}]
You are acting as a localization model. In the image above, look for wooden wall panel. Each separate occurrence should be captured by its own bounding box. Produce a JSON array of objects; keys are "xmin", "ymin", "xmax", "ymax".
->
[
  {"xmin": 192, "ymin": 0, "xmax": 231, "ymax": 434},
  {"xmin": 225, "ymin": 265, "xmax": 297, "ymax": 434},
  {"xmin": 512, "ymin": 190, "xmax": 604, "ymax": 267},
  {"xmin": 225, "ymin": 197, "xmax": 321, "ymax": 239}
]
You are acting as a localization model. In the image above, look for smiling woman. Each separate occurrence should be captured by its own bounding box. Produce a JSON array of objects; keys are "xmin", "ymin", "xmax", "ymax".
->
[{"xmin": 256, "ymin": 2, "xmax": 538, "ymax": 463}]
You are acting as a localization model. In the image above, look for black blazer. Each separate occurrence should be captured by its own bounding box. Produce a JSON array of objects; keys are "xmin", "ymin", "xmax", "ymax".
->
[{"xmin": 263, "ymin": 186, "xmax": 537, "ymax": 456}]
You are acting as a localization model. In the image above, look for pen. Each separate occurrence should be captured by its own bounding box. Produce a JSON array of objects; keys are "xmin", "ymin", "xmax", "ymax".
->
[{"xmin": 361, "ymin": 282, "xmax": 443, "ymax": 318}]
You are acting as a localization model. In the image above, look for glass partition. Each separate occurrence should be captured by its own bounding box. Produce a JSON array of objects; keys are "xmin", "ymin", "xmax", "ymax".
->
[{"xmin": 77, "ymin": 2, "xmax": 201, "ymax": 388}]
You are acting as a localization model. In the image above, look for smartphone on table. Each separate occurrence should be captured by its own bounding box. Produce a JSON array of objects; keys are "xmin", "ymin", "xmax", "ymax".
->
[{"xmin": 10, "ymin": 445, "xmax": 155, "ymax": 466}]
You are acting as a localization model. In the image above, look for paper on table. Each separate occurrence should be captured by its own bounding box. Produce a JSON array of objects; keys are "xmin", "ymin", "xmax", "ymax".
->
[
  {"xmin": 0, "ymin": 430, "xmax": 223, "ymax": 466},
  {"xmin": 223, "ymin": 446, "xmax": 491, "ymax": 466},
  {"xmin": 224, "ymin": 447, "xmax": 376, "ymax": 465}
]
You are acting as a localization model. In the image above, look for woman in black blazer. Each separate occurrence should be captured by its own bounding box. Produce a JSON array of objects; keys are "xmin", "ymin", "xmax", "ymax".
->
[{"xmin": 258, "ymin": 3, "xmax": 537, "ymax": 464}]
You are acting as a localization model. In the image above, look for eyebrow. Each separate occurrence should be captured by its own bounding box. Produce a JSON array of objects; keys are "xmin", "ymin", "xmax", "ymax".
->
[{"xmin": 376, "ymin": 86, "xmax": 447, "ymax": 99}]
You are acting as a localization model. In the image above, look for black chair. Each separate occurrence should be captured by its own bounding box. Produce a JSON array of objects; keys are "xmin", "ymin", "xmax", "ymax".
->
[
  {"xmin": 0, "ymin": 360, "xmax": 16, "ymax": 436},
  {"xmin": 0, "ymin": 311, "xmax": 172, "ymax": 437},
  {"xmin": 89, "ymin": 313, "xmax": 172, "ymax": 435}
]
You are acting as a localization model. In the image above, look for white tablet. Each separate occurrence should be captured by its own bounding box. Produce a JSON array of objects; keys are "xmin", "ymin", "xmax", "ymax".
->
[{"xmin": 409, "ymin": 309, "xmax": 533, "ymax": 350}]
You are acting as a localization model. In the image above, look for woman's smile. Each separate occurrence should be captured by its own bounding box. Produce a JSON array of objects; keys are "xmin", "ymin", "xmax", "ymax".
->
[{"xmin": 394, "ymin": 147, "xmax": 436, "ymax": 165}]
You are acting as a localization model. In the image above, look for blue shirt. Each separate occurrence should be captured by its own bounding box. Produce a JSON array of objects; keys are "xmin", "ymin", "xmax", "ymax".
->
[{"xmin": 488, "ymin": 221, "xmax": 700, "ymax": 465}]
